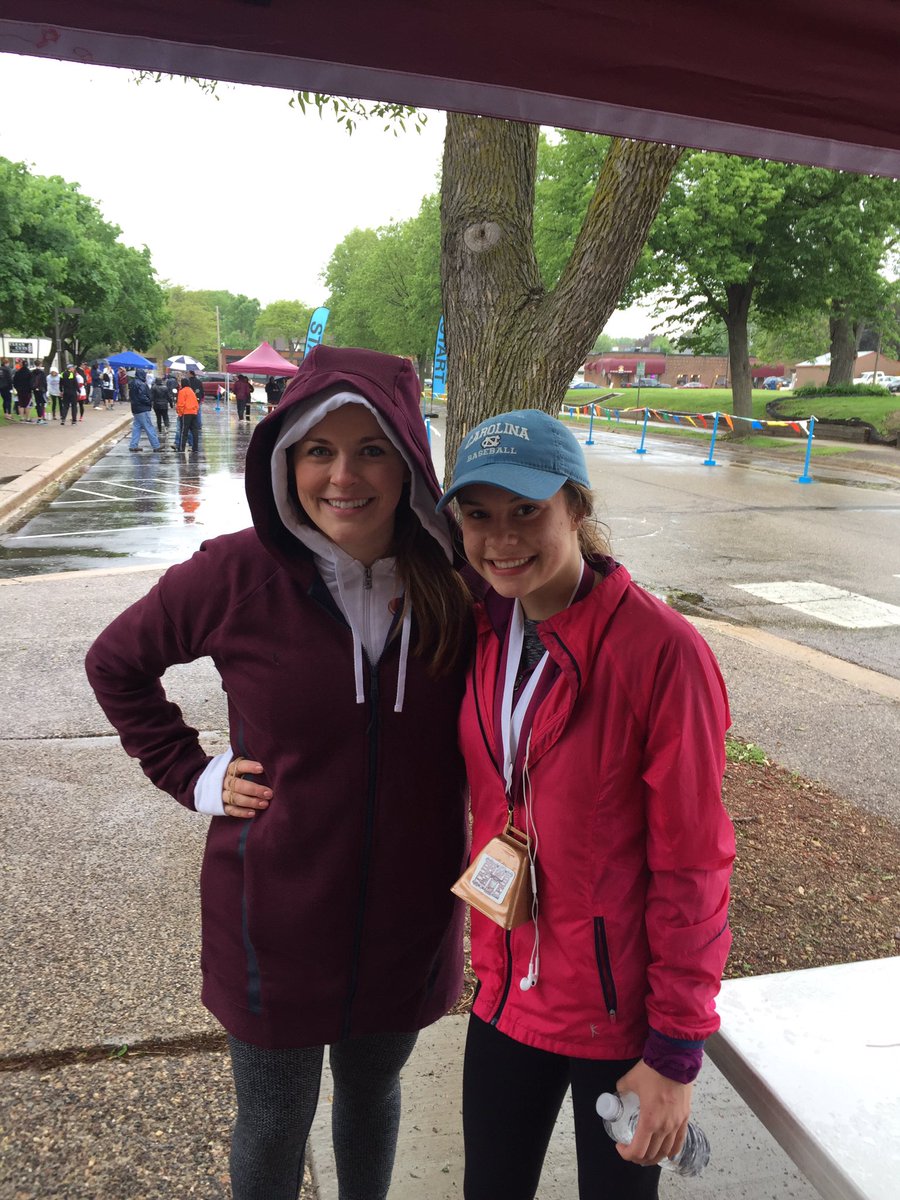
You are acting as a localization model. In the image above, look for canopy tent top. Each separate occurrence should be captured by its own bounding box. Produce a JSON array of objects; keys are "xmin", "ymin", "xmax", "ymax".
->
[
  {"xmin": 2, "ymin": 2, "xmax": 899, "ymax": 176},
  {"xmin": 226, "ymin": 342, "xmax": 299, "ymax": 377}
]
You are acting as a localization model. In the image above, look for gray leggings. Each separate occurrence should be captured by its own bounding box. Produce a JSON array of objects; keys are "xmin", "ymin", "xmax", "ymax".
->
[{"xmin": 228, "ymin": 1030, "xmax": 418, "ymax": 1200}]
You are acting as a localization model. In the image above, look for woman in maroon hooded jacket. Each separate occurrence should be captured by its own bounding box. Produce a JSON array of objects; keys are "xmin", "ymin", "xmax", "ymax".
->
[{"xmin": 86, "ymin": 346, "xmax": 472, "ymax": 1200}]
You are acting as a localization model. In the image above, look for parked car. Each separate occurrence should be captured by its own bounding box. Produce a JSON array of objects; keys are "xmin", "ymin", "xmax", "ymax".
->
[
  {"xmin": 569, "ymin": 381, "xmax": 598, "ymax": 389},
  {"xmin": 198, "ymin": 371, "xmax": 229, "ymax": 399},
  {"xmin": 678, "ymin": 381, "xmax": 705, "ymax": 388},
  {"xmin": 627, "ymin": 378, "xmax": 666, "ymax": 388}
]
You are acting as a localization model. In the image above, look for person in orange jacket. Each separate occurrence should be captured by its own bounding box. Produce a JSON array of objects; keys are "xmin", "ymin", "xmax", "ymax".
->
[{"xmin": 175, "ymin": 381, "xmax": 200, "ymax": 454}]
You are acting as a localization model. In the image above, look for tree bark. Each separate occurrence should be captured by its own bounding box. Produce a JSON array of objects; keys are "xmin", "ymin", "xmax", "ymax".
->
[
  {"xmin": 827, "ymin": 309, "xmax": 860, "ymax": 385},
  {"xmin": 724, "ymin": 282, "xmax": 754, "ymax": 434},
  {"xmin": 440, "ymin": 115, "xmax": 682, "ymax": 474}
]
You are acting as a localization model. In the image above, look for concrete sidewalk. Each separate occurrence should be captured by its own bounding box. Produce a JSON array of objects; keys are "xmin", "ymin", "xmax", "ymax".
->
[
  {"xmin": 4, "ymin": 420, "xmax": 897, "ymax": 1198},
  {"xmin": 0, "ymin": 406, "xmax": 132, "ymax": 524}
]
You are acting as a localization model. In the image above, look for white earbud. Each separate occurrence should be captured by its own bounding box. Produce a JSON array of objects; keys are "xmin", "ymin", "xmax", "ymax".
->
[{"xmin": 519, "ymin": 967, "xmax": 538, "ymax": 990}]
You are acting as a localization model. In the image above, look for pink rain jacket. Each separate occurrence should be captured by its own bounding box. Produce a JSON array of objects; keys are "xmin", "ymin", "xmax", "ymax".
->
[{"xmin": 462, "ymin": 562, "xmax": 735, "ymax": 1059}]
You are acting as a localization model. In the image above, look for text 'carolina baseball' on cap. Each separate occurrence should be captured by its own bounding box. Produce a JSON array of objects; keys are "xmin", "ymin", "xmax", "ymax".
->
[{"xmin": 436, "ymin": 408, "xmax": 590, "ymax": 511}]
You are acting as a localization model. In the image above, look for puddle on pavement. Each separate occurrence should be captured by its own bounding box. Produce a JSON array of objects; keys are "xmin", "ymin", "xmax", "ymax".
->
[{"xmin": 0, "ymin": 409, "xmax": 253, "ymax": 577}]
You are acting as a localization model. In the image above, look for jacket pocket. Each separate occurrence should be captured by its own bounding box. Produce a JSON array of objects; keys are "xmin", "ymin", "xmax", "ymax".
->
[{"xmin": 592, "ymin": 917, "xmax": 618, "ymax": 1021}]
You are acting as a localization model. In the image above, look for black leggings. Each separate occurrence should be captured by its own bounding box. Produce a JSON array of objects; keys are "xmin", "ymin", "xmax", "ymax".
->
[
  {"xmin": 463, "ymin": 1014, "xmax": 660, "ymax": 1200},
  {"xmin": 228, "ymin": 1029, "xmax": 417, "ymax": 1200}
]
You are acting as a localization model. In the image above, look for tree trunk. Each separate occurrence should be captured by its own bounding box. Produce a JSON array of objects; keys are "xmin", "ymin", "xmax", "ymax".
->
[
  {"xmin": 724, "ymin": 282, "xmax": 754, "ymax": 435},
  {"xmin": 827, "ymin": 309, "xmax": 860, "ymax": 385},
  {"xmin": 440, "ymin": 115, "xmax": 682, "ymax": 475}
]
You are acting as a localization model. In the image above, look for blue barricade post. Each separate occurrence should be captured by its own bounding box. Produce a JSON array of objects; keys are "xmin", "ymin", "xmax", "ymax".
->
[
  {"xmin": 426, "ymin": 417, "xmax": 432, "ymax": 448},
  {"xmin": 586, "ymin": 405, "xmax": 596, "ymax": 445},
  {"xmin": 635, "ymin": 408, "xmax": 649, "ymax": 455},
  {"xmin": 703, "ymin": 412, "xmax": 720, "ymax": 466},
  {"xmin": 797, "ymin": 415, "xmax": 816, "ymax": 484}
]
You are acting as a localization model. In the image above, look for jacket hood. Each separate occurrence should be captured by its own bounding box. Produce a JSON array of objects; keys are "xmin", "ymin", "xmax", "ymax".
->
[
  {"xmin": 135, "ymin": 369, "xmax": 147, "ymax": 382},
  {"xmin": 245, "ymin": 345, "xmax": 453, "ymax": 570}
]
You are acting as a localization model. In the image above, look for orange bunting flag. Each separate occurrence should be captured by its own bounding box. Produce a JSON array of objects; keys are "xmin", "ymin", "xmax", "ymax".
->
[
  {"xmin": 790, "ymin": 422, "xmax": 803, "ymax": 434},
  {"xmin": 721, "ymin": 413, "xmax": 734, "ymax": 430}
]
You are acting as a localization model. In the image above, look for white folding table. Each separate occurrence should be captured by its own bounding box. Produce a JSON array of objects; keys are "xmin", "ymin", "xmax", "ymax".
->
[{"xmin": 707, "ymin": 957, "xmax": 900, "ymax": 1200}]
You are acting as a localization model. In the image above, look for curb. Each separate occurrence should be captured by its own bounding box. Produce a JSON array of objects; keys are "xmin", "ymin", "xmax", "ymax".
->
[{"xmin": 0, "ymin": 414, "xmax": 131, "ymax": 526}]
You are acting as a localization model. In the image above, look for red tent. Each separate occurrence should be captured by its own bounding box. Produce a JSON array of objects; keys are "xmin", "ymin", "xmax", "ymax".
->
[
  {"xmin": 225, "ymin": 343, "xmax": 299, "ymax": 378},
  {"xmin": 2, "ymin": 2, "xmax": 899, "ymax": 175}
]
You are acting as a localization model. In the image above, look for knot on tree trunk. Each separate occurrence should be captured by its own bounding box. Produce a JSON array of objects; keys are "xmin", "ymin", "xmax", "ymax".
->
[{"xmin": 463, "ymin": 222, "xmax": 502, "ymax": 253}]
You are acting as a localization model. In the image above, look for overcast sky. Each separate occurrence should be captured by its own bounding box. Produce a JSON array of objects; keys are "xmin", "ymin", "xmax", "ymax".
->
[{"xmin": 1, "ymin": 52, "xmax": 651, "ymax": 336}]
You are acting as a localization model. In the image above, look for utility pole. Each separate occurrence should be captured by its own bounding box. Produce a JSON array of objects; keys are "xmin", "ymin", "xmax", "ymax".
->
[{"xmin": 216, "ymin": 305, "xmax": 222, "ymax": 369}]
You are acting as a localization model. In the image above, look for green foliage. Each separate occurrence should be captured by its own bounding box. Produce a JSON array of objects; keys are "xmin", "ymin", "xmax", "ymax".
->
[
  {"xmin": 192, "ymin": 290, "xmax": 262, "ymax": 347},
  {"xmin": 289, "ymin": 91, "xmax": 428, "ymax": 137},
  {"xmin": 148, "ymin": 286, "xmax": 218, "ymax": 366},
  {"xmin": 0, "ymin": 157, "xmax": 165, "ymax": 361},
  {"xmin": 750, "ymin": 311, "xmax": 830, "ymax": 365},
  {"xmin": 639, "ymin": 153, "xmax": 801, "ymax": 325},
  {"xmin": 792, "ymin": 383, "xmax": 891, "ymax": 398},
  {"xmin": 771, "ymin": 392, "xmax": 900, "ymax": 436},
  {"xmin": 725, "ymin": 738, "xmax": 769, "ymax": 765},
  {"xmin": 254, "ymin": 300, "xmax": 315, "ymax": 351},
  {"xmin": 533, "ymin": 130, "xmax": 610, "ymax": 288},
  {"xmin": 323, "ymin": 194, "xmax": 440, "ymax": 364}
]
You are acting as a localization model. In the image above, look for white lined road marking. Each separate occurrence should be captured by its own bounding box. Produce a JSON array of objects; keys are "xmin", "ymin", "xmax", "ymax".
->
[
  {"xmin": 5, "ymin": 523, "xmax": 186, "ymax": 541},
  {"xmin": 733, "ymin": 581, "xmax": 900, "ymax": 629}
]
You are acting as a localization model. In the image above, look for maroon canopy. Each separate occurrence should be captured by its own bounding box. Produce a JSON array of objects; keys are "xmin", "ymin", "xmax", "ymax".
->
[
  {"xmin": 3, "ymin": 2, "xmax": 898, "ymax": 175},
  {"xmin": 225, "ymin": 343, "xmax": 298, "ymax": 377}
]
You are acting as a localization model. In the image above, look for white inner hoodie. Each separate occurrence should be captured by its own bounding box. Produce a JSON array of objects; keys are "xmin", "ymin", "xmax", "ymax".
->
[{"xmin": 194, "ymin": 391, "xmax": 450, "ymax": 814}]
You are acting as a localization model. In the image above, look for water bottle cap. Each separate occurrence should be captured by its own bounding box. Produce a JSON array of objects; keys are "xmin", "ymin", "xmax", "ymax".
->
[{"xmin": 595, "ymin": 1092, "xmax": 622, "ymax": 1120}]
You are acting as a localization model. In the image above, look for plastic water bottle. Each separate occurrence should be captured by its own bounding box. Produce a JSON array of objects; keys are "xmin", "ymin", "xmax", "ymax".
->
[{"xmin": 595, "ymin": 1091, "xmax": 710, "ymax": 1177}]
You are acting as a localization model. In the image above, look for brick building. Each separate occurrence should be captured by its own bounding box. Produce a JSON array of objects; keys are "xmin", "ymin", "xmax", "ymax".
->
[
  {"xmin": 794, "ymin": 351, "xmax": 900, "ymax": 387},
  {"xmin": 584, "ymin": 353, "xmax": 784, "ymax": 388}
]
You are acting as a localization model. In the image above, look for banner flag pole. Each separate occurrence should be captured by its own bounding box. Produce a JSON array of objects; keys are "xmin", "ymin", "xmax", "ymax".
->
[
  {"xmin": 703, "ymin": 412, "xmax": 721, "ymax": 466},
  {"xmin": 797, "ymin": 416, "xmax": 816, "ymax": 484},
  {"xmin": 586, "ymin": 404, "xmax": 596, "ymax": 445},
  {"xmin": 634, "ymin": 407, "xmax": 649, "ymax": 454}
]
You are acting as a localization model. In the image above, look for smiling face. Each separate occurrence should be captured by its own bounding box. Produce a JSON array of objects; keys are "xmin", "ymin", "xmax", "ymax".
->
[
  {"xmin": 457, "ymin": 484, "xmax": 585, "ymax": 620},
  {"xmin": 292, "ymin": 404, "xmax": 409, "ymax": 565}
]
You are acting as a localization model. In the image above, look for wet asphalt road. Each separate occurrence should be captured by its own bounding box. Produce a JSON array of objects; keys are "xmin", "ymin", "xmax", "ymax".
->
[
  {"xmin": 0, "ymin": 404, "xmax": 254, "ymax": 577},
  {"xmin": 2, "ymin": 407, "xmax": 900, "ymax": 680}
]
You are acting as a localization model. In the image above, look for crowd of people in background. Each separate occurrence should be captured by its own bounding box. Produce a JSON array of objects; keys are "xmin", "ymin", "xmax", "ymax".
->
[
  {"xmin": 0, "ymin": 357, "xmax": 127, "ymax": 424},
  {"xmin": 1, "ymin": 359, "xmax": 278, "ymax": 461}
]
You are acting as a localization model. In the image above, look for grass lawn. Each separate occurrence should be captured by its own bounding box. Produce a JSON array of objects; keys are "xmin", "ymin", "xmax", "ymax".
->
[
  {"xmin": 560, "ymin": 408, "xmax": 858, "ymax": 458},
  {"xmin": 565, "ymin": 386, "xmax": 900, "ymax": 438},
  {"xmin": 565, "ymin": 387, "xmax": 771, "ymax": 419}
]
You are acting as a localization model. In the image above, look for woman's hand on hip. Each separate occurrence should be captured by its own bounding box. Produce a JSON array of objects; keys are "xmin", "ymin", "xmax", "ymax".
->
[
  {"xmin": 614, "ymin": 1059, "xmax": 692, "ymax": 1166},
  {"xmin": 222, "ymin": 757, "xmax": 271, "ymax": 819}
]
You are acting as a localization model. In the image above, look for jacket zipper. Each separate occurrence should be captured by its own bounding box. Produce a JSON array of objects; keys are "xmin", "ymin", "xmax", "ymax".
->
[
  {"xmin": 341, "ymin": 657, "xmax": 380, "ymax": 1039},
  {"xmin": 236, "ymin": 720, "xmax": 263, "ymax": 1014},
  {"xmin": 489, "ymin": 930, "xmax": 514, "ymax": 1026},
  {"xmin": 593, "ymin": 917, "xmax": 618, "ymax": 1022}
]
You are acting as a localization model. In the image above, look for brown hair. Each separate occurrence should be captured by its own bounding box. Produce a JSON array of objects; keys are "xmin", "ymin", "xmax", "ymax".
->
[
  {"xmin": 562, "ymin": 482, "xmax": 612, "ymax": 559},
  {"xmin": 390, "ymin": 497, "xmax": 473, "ymax": 675},
  {"xmin": 287, "ymin": 465, "xmax": 471, "ymax": 676}
]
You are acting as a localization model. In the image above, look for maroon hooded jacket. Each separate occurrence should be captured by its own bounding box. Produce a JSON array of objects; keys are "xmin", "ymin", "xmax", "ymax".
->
[{"xmin": 85, "ymin": 346, "xmax": 469, "ymax": 1048}]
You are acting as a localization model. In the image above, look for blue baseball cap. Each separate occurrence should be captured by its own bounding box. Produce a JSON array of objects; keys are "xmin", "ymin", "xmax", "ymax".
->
[{"xmin": 436, "ymin": 408, "xmax": 590, "ymax": 511}]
